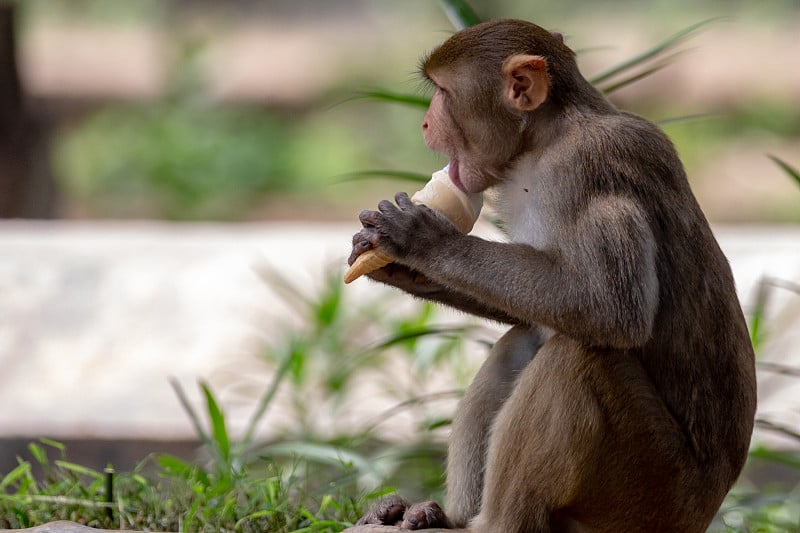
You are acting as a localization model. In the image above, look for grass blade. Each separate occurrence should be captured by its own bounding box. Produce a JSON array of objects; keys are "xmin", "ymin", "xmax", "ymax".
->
[
  {"xmin": 589, "ymin": 18, "xmax": 720, "ymax": 86},
  {"xmin": 201, "ymin": 381, "xmax": 230, "ymax": 463},
  {"xmin": 170, "ymin": 377, "xmax": 213, "ymax": 449},
  {"xmin": 240, "ymin": 346, "xmax": 294, "ymax": 448},
  {"xmin": 54, "ymin": 460, "xmax": 103, "ymax": 480},
  {"xmin": 0, "ymin": 463, "xmax": 31, "ymax": 492},
  {"xmin": 768, "ymin": 154, "xmax": 800, "ymax": 188},
  {"xmin": 438, "ymin": 0, "xmax": 481, "ymax": 30}
]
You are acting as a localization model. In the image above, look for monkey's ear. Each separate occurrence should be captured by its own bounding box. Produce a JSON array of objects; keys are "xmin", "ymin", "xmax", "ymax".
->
[{"xmin": 502, "ymin": 54, "xmax": 549, "ymax": 112}]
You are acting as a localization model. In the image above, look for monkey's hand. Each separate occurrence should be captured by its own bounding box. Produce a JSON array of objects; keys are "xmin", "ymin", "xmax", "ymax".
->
[
  {"xmin": 350, "ymin": 225, "xmax": 519, "ymax": 324},
  {"xmin": 349, "ymin": 229, "xmax": 442, "ymax": 295},
  {"xmin": 358, "ymin": 192, "xmax": 461, "ymax": 265}
]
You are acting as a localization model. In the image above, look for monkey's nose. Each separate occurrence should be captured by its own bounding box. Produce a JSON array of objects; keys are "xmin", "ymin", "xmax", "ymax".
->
[{"xmin": 422, "ymin": 120, "xmax": 429, "ymax": 130}]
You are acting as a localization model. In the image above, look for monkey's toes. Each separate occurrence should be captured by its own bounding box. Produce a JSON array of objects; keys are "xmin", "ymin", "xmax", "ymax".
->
[
  {"xmin": 402, "ymin": 501, "xmax": 451, "ymax": 530},
  {"xmin": 356, "ymin": 494, "xmax": 409, "ymax": 526}
]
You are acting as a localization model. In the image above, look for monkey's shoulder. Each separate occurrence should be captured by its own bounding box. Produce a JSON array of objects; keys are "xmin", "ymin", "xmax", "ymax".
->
[{"xmin": 554, "ymin": 111, "xmax": 687, "ymax": 195}]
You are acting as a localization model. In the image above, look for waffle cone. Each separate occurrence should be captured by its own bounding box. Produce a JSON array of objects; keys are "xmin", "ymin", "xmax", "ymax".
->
[
  {"xmin": 343, "ymin": 248, "xmax": 396, "ymax": 284},
  {"xmin": 344, "ymin": 165, "xmax": 482, "ymax": 284}
]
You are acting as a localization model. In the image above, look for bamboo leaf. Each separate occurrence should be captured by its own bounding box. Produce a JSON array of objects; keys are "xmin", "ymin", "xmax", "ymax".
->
[
  {"xmin": 589, "ymin": 18, "xmax": 720, "ymax": 86},
  {"xmin": 599, "ymin": 51, "xmax": 684, "ymax": 94},
  {"xmin": 351, "ymin": 89, "xmax": 430, "ymax": 109},
  {"xmin": 749, "ymin": 443, "xmax": 800, "ymax": 469},
  {"xmin": 657, "ymin": 113, "xmax": 714, "ymax": 126},
  {"xmin": 336, "ymin": 170, "xmax": 431, "ymax": 184},
  {"xmin": 438, "ymin": 0, "xmax": 482, "ymax": 30},
  {"xmin": 749, "ymin": 277, "xmax": 770, "ymax": 352},
  {"xmin": 768, "ymin": 154, "xmax": 800, "ymax": 188},
  {"xmin": 372, "ymin": 325, "xmax": 475, "ymax": 351},
  {"xmin": 263, "ymin": 441, "xmax": 383, "ymax": 479}
]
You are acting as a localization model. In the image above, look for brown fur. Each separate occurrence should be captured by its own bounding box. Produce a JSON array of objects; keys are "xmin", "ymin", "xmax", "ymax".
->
[{"xmin": 350, "ymin": 19, "xmax": 756, "ymax": 533}]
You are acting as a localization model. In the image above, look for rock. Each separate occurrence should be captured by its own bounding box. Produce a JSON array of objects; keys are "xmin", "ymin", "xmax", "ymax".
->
[{"xmin": 5, "ymin": 521, "xmax": 161, "ymax": 533}]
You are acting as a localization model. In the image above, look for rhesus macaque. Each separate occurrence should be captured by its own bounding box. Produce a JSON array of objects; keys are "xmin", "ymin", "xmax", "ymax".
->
[{"xmin": 348, "ymin": 19, "xmax": 756, "ymax": 533}]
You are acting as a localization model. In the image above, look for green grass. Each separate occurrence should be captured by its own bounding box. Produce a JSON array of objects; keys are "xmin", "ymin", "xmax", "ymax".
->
[{"xmin": 0, "ymin": 439, "xmax": 363, "ymax": 531}]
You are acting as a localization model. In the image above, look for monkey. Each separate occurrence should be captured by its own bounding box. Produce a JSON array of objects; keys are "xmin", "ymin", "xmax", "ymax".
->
[{"xmin": 347, "ymin": 19, "xmax": 756, "ymax": 533}]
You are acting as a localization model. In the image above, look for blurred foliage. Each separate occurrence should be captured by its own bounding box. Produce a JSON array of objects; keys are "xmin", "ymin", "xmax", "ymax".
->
[
  {"xmin": 18, "ymin": 0, "xmax": 797, "ymax": 220},
  {"xmin": 55, "ymin": 105, "xmax": 299, "ymax": 220}
]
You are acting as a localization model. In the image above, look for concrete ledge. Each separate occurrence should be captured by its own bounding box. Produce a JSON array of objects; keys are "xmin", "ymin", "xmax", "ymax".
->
[
  {"xmin": 0, "ymin": 221, "xmax": 798, "ymax": 450},
  {"xmin": 6, "ymin": 522, "xmax": 136, "ymax": 533}
]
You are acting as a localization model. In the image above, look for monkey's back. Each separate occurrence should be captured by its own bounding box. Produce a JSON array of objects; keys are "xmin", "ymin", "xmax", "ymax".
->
[{"xmin": 579, "ymin": 110, "xmax": 757, "ymax": 492}]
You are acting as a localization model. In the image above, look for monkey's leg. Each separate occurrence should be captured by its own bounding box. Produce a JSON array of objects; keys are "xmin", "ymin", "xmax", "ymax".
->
[
  {"xmin": 446, "ymin": 325, "xmax": 545, "ymax": 527},
  {"xmin": 472, "ymin": 335, "xmax": 700, "ymax": 533},
  {"xmin": 470, "ymin": 335, "xmax": 604, "ymax": 533}
]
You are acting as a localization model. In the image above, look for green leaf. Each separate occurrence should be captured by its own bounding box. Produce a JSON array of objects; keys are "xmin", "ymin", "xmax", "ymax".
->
[
  {"xmin": 749, "ymin": 277, "xmax": 769, "ymax": 352},
  {"xmin": 336, "ymin": 170, "xmax": 431, "ymax": 184},
  {"xmin": 589, "ymin": 18, "xmax": 720, "ymax": 86},
  {"xmin": 315, "ymin": 276, "xmax": 343, "ymax": 328},
  {"xmin": 201, "ymin": 381, "xmax": 231, "ymax": 463},
  {"xmin": 264, "ymin": 441, "xmax": 383, "ymax": 479},
  {"xmin": 749, "ymin": 445, "xmax": 800, "ymax": 469},
  {"xmin": 351, "ymin": 89, "xmax": 430, "ymax": 109},
  {"xmin": 438, "ymin": 0, "xmax": 481, "ymax": 30},
  {"xmin": 54, "ymin": 460, "xmax": 103, "ymax": 480},
  {"xmin": 768, "ymin": 154, "xmax": 800, "ymax": 188},
  {"xmin": 39, "ymin": 438, "xmax": 66, "ymax": 455},
  {"xmin": 0, "ymin": 463, "xmax": 31, "ymax": 491},
  {"xmin": 157, "ymin": 454, "xmax": 206, "ymax": 482},
  {"xmin": 27, "ymin": 443, "xmax": 47, "ymax": 466},
  {"xmin": 372, "ymin": 325, "xmax": 474, "ymax": 351}
]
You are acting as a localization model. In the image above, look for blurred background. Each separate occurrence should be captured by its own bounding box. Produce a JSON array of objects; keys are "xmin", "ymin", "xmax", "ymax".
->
[
  {"xmin": 2, "ymin": 0, "xmax": 798, "ymax": 222},
  {"xmin": 0, "ymin": 0, "xmax": 799, "ymax": 529}
]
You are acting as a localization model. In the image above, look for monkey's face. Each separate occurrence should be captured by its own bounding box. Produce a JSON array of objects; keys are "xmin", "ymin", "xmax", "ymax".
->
[{"xmin": 422, "ymin": 79, "xmax": 502, "ymax": 194}]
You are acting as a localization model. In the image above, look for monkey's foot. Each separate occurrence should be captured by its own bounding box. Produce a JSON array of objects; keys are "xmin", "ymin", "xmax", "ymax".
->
[
  {"xmin": 402, "ymin": 501, "xmax": 451, "ymax": 529},
  {"xmin": 357, "ymin": 495, "xmax": 451, "ymax": 530}
]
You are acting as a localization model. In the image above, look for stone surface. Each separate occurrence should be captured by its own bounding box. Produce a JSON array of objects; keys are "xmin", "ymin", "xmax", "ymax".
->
[
  {"xmin": 6, "ymin": 522, "xmax": 137, "ymax": 533},
  {"xmin": 342, "ymin": 527, "xmax": 419, "ymax": 533}
]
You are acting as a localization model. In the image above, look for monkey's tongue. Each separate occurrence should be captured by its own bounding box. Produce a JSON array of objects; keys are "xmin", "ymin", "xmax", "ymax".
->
[{"xmin": 448, "ymin": 159, "xmax": 467, "ymax": 192}]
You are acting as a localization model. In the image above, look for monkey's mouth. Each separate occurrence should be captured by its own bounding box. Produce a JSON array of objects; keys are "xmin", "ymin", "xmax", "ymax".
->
[{"xmin": 448, "ymin": 159, "xmax": 467, "ymax": 193}]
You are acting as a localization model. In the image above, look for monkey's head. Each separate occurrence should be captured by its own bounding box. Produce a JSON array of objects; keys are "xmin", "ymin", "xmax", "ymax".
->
[{"xmin": 420, "ymin": 19, "xmax": 585, "ymax": 193}]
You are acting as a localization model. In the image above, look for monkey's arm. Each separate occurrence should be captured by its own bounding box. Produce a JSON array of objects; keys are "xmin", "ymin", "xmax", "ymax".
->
[
  {"xmin": 361, "ymin": 193, "xmax": 659, "ymax": 349},
  {"xmin": 362, "ymin": 262, "xmax": 520, "ymax": 324},
  {"xmin": 350, "ymin": 213, "xmax": 519, "ymax": 324}
]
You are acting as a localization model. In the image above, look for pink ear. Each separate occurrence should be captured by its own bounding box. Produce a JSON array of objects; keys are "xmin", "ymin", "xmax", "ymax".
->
[{"xmin": 502, "ymin": 54, "xmax": 549, "ymax": 111}]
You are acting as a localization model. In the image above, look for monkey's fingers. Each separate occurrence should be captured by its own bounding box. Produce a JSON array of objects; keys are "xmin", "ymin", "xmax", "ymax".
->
[{"xmin": 343, "ymin": 248, "xmax": 396, "ymax": 284}]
